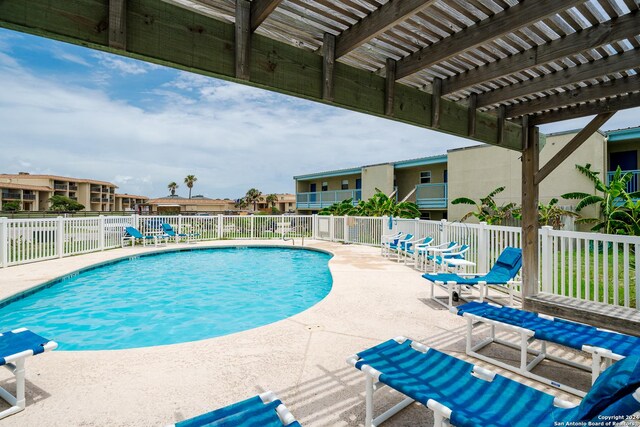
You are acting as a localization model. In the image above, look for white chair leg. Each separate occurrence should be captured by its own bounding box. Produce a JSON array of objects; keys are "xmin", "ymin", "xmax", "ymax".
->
[
  {"xmin": 365, "ymin": 374, "xmax": 374, "ymax": 427},
  {"xmin": 448, "ymin": 282, "xmax": 454, "ymax": 307}
]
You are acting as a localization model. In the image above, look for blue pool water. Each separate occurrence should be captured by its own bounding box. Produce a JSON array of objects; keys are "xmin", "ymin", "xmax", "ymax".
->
[{"xmin": 0, "ymin": 247, "xmax": 332, "ymax": 350}]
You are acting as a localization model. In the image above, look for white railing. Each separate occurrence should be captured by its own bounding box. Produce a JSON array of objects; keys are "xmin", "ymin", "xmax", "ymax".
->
[{"xmin": 0, "ymin": 214, "xmax": 637, "ymax": 310}]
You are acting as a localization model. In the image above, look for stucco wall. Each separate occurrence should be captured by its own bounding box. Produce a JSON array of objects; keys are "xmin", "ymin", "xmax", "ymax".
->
[
  {"xmin": 296, "ymin": 173, "xmax": 362, "ymax": 193},
  {"xmin": 447, "ymin": 131, "xmax": 605, "ymax": 224},
  {"xmin": 362, "ymin": 164, "xmax": 394, "ymax": 199},
  {"xmin": 395, "ymin": 163, "xmax": 447, "ymax": 202}
]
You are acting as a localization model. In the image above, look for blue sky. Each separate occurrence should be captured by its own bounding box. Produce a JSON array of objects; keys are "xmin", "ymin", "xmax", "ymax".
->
[{"xmin": 1, "ymin": 28, "xmax": 638, "ymax": 199}]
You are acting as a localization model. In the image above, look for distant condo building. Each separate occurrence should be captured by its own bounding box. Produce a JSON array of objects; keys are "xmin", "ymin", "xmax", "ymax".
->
[{"xmin": 0, "ymin": 172, "xmax": 148, "ymax": 212}]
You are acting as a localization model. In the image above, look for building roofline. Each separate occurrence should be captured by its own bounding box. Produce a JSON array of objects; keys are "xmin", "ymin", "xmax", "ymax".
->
[{"xmin": 0, "ymin": 173, "xmax": 118, "ymax": 187}]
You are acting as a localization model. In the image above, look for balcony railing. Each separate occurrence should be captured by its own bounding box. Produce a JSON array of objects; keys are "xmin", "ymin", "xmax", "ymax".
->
[
  {"xmin": 69, "ymin": 184, "xmax": 78, "ymax": 191},
  {"xmin": 296, "ymin": 189, "xmax": 361, "ymax": 209},
  {"xmin": 90, "ymin": 186, "xmax": 101, "ymax": 193},
  {"xmin": 90, "ymin": 197, "xmax": 101, "ymax": 203},
  {"xmin": 1, "ymin": 192, "xmax": 22, "ymax": 200},
  {"xmin": 415, "ymin": 183, "xmax": 447, "ymax": 209},
  {"xmin": 22, "ymin": 194, "xmax": 36, "ymax": 200},
  {"xmin": 54, "ymin": 183, "xmax": 67, "ymax": 190},
  {"xmin": 607, "ymin": 169, "xmax": 639, "ymax": 194}
]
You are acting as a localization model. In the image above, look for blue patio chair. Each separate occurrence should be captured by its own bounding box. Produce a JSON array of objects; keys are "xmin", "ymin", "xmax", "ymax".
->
[
  {"xmin": 161, "ymin": 223, "xmax": 200, "ymax": 243},
  {"xmin": 0, "ymin": 328, "xmax": 57, "ymax": 419},
  {"xmin": 400, "ymin": 236, "xmax": 434, "ymax": 265},
  {"xmin": 122, "ymin": 226, "xmax": 167, "ymax": 247},
  {"xmin": 174, "ymin": 391, "xmax": 300, "ymax": 427},
  {"xmin": 423, "ymin": 246, "xmax": 522, "ymax": 307},
  {"xmin": 382, "ymin": 233, "xmax": 413, "ymax": 258},
  {"xmin": 348, "ymin": 336, "xmax": 640, "ymax": 427},
  {"xmin": 454, "ymin": 300, "xmax": 640, "ymax": 397}
]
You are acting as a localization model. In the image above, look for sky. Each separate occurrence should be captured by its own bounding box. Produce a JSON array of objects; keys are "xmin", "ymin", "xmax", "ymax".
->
[{"xmin": 1, "ymin": 28, "xmax": 639, "ymax": 199}]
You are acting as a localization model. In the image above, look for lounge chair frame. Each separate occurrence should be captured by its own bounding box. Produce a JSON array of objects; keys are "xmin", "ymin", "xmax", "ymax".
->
[
  {"xmin": 429, "ymin": 278, "xmax": 520, "ymax": 309},
  {"xmin": 347, "ymin": 336, "xmax": 577, "ymax": 427},
  {"xmin": 0, "ymin": 328, "xmax": 57, "ymax": 420},
  {"xmin": 453, "ymin": 304, "xmax": 627, "ymax": 397}
]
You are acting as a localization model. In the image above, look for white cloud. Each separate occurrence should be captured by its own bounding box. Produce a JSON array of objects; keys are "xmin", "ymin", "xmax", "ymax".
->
[{"xmin": 93, "ymin": 52, "xmax": 155, "ymax": 75}]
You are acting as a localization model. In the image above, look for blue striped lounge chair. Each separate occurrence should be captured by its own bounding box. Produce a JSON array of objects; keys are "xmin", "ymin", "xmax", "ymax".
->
[
  {"xmin": 0, "ymin": 328, "xmax": 57, "ymax": 419},
  {"xmin": 394, "ymin": 236, "xmax": 431, "ymax": 263},
  {"xmin": 174, "ymin": 391, "xmax": 300, "ymax": 427},
  {"xmin": 161, "ymin": 223, "xmax": 200, "ymax": 243},
  {"xmin": 453, "ymin": 300, "xmax": 640, "ymax": 397},
  {"xmin": 380, "ymin": 232, "xmax": 404, "ymax": 256},
  {"xmin": 348, "ymin": 336, "xmax": 640, "ymax": 427},
  {"xmin": 122, "ymin": 226, "xmax": 168, "ymax": 247},
  {"xmin": 382, "ymin": 233, "xmax": 413, "ymax": 258},
  {"xmin": 423, "ymin": 246, "xmax": 522, "ymax": 307}
]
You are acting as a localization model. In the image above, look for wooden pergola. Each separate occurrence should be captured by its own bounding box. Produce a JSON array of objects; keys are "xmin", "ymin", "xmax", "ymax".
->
[{"xmin": 1, "ymin": 0, "xmax": 639, "ymax": 308}]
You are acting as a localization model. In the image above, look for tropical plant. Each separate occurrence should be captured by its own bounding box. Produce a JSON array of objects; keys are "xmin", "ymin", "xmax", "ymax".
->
[
  {"xmin": 265, "ymin": 194, "xmax": 278, "ymax": 210},
  {"xmin": 167, "ymin": 182, "xmax": 178, "ymax": 196},
  {"xmin": 452, "ymin": 187, "xmax": 518, "ymax": 225},
  {"xmin": 49, "ymin": 195, "xmax": 84, "ymax": 212},
  {"xmin": 184, "ymin": 175, "xmax": 198, "ymax": 199},
  {"xmin": 245, "ymin": 188, "xmax": 262, "ymax": 211},
  {"xmin": 2, "ymin": 200, "xmax": 21, "ymax": 212},
  {"xmin": 234, "ymin": 198, "xmax": 248, "ymax": 210},
  {"xmin": 537, "ymin": 198, "xmax": 579, "ymax": 230},
  {"xmin": 562, "ymin": 164, "xmax": 640, "ymax": 235},
  {"xmin": 319, "ymin": 191, "xmax": 420, "ymax": 218}
]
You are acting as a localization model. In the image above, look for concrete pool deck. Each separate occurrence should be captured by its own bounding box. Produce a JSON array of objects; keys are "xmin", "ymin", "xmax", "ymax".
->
[{"xmin": 0, "ymin": 240, "xmax": 591, "ymax": 426}]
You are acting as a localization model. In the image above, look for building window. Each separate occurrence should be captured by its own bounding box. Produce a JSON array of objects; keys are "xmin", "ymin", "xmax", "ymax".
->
[
  {"xmin": 422, "ymin": 212, "xmax": 431, "ymax": 220},
  {"xmin": 322, "ymin": 182, "xmax": 328, "ymax": 191},
  {"xmin": 341, "ymin": 180, "xmax": 349, "ymax": 190},
  {"xmin": 420, "ymin": 171, "xmax": 431, "ymax": 184}
]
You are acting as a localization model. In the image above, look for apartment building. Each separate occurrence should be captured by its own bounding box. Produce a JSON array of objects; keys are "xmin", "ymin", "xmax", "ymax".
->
[
  {"xmin": 255, "ymin": 194, "xmax": 296, "ymax": 213},
  {"xmin": 146, "ymin": 195, "xmax": 236, "ymax": 214},
  {"xmin": 294, "ymin": 155, "xmax": 448, "ymax": 220},
  {"xmin": 114, "ymin": 194, "xmax": 150, "ymax": 212},
  {"xmin": 294, "ymin": 126, "xmax": 640, "ymax": 223},
  {"xmin": 0, "ymin": 182, "xmax": 52, "ymax": 211}
]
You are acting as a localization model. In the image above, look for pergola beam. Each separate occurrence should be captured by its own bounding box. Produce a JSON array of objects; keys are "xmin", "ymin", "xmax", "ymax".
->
[
  {"xmin": 0, "ymin": 0, "xmax": 524, "ymax": 151},
  {"xmin": 108, "ymin": 0, "xmax": 126, "ymax": 50},
  {"xmin": 530, "ymin": 92, "xmax": 640, "ymax": 125},
  {"xmin": 335, "ymin": 0, "xmax": 435, "ymax": 58},
  {"xmin": 250, "ymin": 0, "xmax": 282, "ymax": 32},
  {"xmin": 235, "ymin": 0, "xmax": 251, "ymax": 80},
  {"xmin": 477, "ymin": 48, "xmax": 640, "ymax": 108},
  {"xmin": 442, "ymin": 10, "xmax": 639, "ymax": 95},
  {"xmin": 396, "ymin": 0, "xmax": 586, "ymax": 80},
  {"xmin": 322, "ymin": 33, "xmax": 336, "ymax": 101},
  {"xmin": 535, "ymin": 112, "xmax": 615, "ymax": 185}
]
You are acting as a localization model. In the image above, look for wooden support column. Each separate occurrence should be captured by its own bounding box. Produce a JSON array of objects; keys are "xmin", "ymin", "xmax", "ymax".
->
[
  {"xmin": 521, "ymin": 116, "xmax": 539, "ymax": 309},
  {"xmin": 109, "ymin": 0, "xmax": 127, "ymax": 50},
  {"xmin": 497, "ymin": 105, "xmax": 506, "ymax": 145},
  {"xmin": 385, "ymin": 58, "xmax": 396, "ymax": 116},
  {"xmin": 235, "ymin": 0, "xmax": 251, "ymax": 80},
  {"xmin": 322, "ymin": 33, "xmax": 335, "ymax": 102},
  {"xmin": 431, "ymin": 77, "xmax": 442, "ymax": 128},
  {"xmin": 468, "ymin": 93, "xmax": 477, "ymax": 137}
]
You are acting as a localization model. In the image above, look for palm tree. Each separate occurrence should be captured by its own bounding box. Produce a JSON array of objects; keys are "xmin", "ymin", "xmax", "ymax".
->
[
  {"xmin": 452, "ymin": 186, "xmax": 518, "ymax": 225},
  {"xmin": 167, "ymin": 182, "xmax": 178, "ymax": 196},
  {"xmin": 184, "ymin": 175, "xmax": 197, "ymax": 199},
  {"xmin": 357, "ymin": 192, "xmax": 421, "ymax": 218},
  {"xmin": 245, "ymin": 188, "xmax": 262, "ymax": 211},
  {"xmin": 537, "ymin": 198, "xmax": 579, "ymax": 230},
  {"xmin": 319, "ymin": 199, "xmax": 359, "ymax": 216},
  {"xmin": 562, "ymin": 164, "xmax": 640, "ymax": 234},
  {"xmin": 265, "ymin": 194, "xmax": 278, "ymax": 213},
  {"xmin": 234, "ymin": 198, "xmax": 248, "ymax": 210}
]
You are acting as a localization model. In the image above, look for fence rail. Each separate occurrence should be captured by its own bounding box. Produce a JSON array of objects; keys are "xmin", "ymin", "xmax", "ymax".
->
[{"xmin": 0, "ymin": 214, "xmax": 636, "ymax": 310}]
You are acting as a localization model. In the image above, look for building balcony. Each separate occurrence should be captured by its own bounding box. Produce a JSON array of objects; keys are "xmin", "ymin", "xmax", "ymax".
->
[
  {"xmin": 69, "ymin": 184, "xmax": 78, "ymax": 191},
  {"xmin": 608, "ymin": 169, "xmax": 639, "ymax": 195},
  {"xmin": 90, "ymin": 186, "xmax": 101, "ymax": 193},
  {"xmin": 296, "ymin": 189, "xmax": 361, "ymax": 209},
  {"xmin": 415, "ymin": 183, "xmax": 447, "ymax": 209},
  {"xmin": 90, "ymin": 197, "xmax": 101, "ymax": 203},
  {"xmin": 22, "ymin": 193, "xmax": 36, "ymax": 200},
  {"xmin": 54, "ymin": 183, "xmax": 68, "ymax": 190},
  {"xmin": 1, "ymin": 191, "xmax": 22, "ymax": 200}
]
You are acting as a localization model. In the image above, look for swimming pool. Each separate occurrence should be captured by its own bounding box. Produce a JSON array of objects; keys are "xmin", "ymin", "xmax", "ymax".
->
[{"xmin": 0, "ymin": 247, "xmax": 333, "ymax": 350}]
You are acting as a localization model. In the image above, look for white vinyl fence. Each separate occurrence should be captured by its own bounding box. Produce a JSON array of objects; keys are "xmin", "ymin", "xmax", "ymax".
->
[{"xmin": 0, "ymin": 215, "xmax": 637, "ymax": 309}]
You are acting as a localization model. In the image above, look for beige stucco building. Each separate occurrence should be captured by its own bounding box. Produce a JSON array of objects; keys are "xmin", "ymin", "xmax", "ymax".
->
[
  {"xmin": 293, "ymin": 126, "xmax": 640, "ymax": 226},
  {"xmin": 146, "ymin": 196, "xmax": 236, "ymax": 214},
  {"xmin": 0, "ymin": 173, "xmax": 150, "ymax": 213},
  {"xmin": 255, "ymin": 194, "xmax": 296, "ymax": 213}
]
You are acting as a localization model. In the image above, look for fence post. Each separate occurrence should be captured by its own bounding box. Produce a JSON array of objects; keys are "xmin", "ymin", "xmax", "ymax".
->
[
  {"xmin": 217, "ymin": 214, "xmax": 224, "ymax": 239},
  {"xmin": 440, "ymin": 219, "xmax": 448, "ymax": 245},
  {"xmin": 477, "ymin": 221, "xmax": 488, "ymax": 273},
  {"xmin": 329, "ymin": 215, "xmax": 335, "ymax": 242},
  {"xmin": 98, "ymin": 215, "xmax": 105, "ymax": 251},
  {"xmin": 132, "ymin": 214, "xmax": 139, "ymax": 229},
  {"xmin": 251, "ymin": 215, "xmax": 255, "ymax": 240},
  {"xmin": 343, "ymin": 215, "xmax": 349, "ymax": 243},
  {"xmin": 540, "ymin": 226, "xmax": 553, "ymax": 293},
  {"xmin": 312, "ymin": 214, "xmax": 318, "ymax": 240},
  {"xmin": 178, "ymin": 214, "xmax": 183, "ymax": 234},
  {"xmin": 56, "ymin": 216, "xmax": 64, "ymax": 258},
  {"xmin": 0, "ymin": 217, "xmax": 7, "ymax": 267}
]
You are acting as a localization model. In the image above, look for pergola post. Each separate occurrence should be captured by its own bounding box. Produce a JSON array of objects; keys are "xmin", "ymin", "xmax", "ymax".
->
[{"xmin": 521, "ymin": 118, "xmax": 539, "ymax": 309}]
